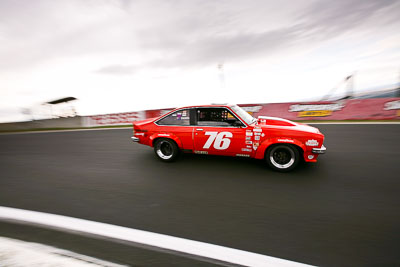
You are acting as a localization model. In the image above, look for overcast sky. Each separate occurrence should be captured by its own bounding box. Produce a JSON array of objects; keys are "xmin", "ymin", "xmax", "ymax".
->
[{"xmin": 0, "ymin": 0, "xmax": 399, "ymax": 122}]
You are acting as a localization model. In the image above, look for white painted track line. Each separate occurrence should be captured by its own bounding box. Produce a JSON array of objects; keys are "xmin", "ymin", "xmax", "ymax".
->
[
  {"xmin": 0, "ymin": 237, "xmax": 125, "ymax": 267},
  {"xmin": 0, "ymin": 206, "xmax": 313, "ymax": 267}
]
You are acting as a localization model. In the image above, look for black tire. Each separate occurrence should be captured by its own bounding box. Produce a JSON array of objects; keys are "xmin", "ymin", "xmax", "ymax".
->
[
  {"xmin": 153, "ymin": 138, "xmax": 179, "ymax": 162},
  {"xmin": 265, "ymin": 144, "xmax": 300, "ymax": 172}
]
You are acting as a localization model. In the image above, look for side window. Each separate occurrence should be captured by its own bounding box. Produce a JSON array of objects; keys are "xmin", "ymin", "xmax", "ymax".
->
[
  {"xmin": 157, "ymin": 109, "xmax": 190, "ymax": 126},
  {"xmin": 196, "ymin": 108, "xmax": 244, "ymax": 127}
]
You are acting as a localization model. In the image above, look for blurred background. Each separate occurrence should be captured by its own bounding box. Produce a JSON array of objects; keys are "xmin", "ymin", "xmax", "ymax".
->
[
  {"xmin": 0, "ymin": 0, "xmax": 399, "ymax": 128},
  {"xmin": 1, "ymin": 1, "xmax": 400, "ymax": 267}
]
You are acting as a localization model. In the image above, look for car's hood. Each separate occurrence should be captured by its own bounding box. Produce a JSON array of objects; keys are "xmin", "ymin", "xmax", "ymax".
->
[{"xmin": 257, "ymin": 116, "xmax": 321, "ymax": 134}]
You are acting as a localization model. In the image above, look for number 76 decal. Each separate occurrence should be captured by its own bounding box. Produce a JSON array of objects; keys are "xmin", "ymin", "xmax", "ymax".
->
[{"xmin": 203, "ymin": 132, "xmax": 233, "ymax": 150}]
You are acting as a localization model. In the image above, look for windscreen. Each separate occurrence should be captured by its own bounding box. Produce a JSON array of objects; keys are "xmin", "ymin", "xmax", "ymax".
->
[{"xmin": 230, "ymin": 105, "xmax": 256, "ymax": 125}]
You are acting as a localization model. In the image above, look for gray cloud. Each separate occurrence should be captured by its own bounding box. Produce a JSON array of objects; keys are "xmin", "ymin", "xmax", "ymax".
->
[
  {"xmin": 147, "ymin": 26, "xmax": 301, "ymax": 68},
  {"xmin": 298, "ymin": 0, "xmax": 399, "ymax": 39},
  {"xmin": 98, "ymin": 0, "xmax": 400, "ymax": 74},
  {"xmin": 95, "ymin": 64, "xmax": 137, "ymax": 75},
  {"xmin": 1, "ymin": 0, "xmax": 399, "ymax": 75}
]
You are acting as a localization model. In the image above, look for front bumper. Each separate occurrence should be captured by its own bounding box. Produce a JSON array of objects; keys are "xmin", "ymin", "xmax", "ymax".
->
[
  {"xmin": 131, "ymin": 136, "xmax": 140, "ymax": 142},
  {"xmin": 312, "ymin": 145, "xmax": 326, "ymax": 154}
]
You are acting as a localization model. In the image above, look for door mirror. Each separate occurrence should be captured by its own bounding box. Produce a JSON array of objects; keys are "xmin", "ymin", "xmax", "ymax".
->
[{"xmin": 232, "ymin": 120, "xmax": 244, "ymax": 127}]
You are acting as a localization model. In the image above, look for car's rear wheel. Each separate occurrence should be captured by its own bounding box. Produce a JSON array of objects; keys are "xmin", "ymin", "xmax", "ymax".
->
[
  {"xmin": 265, "ymin": 144, "xmax": 299, "ymax": 172},
  {"xmin": 154, "ymin": 138, "xmax": 179, "ymax": 162}
]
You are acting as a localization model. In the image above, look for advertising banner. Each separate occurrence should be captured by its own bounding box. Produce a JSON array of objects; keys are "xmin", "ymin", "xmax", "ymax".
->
[
  {"xmin": 83, "ymin": 111, "xmax": 145, "ymax": 127},
  {"xmin": 239, "ymin": 98, "xmax": 400, "ymax": 121}
]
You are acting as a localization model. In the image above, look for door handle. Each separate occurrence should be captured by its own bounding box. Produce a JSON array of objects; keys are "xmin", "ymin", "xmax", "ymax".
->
[{"xmin": 196, "ymin": 128, "xmax": 204, "ymax": 131}]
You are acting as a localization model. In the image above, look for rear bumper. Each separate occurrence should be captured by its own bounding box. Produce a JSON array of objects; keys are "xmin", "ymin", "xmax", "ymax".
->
[
  {"xmin": 131, "ymin": 136, "xmax": 140, "ymax": 142},
  {"xmin": 312, "ymin": 145, "xmax": 326, "ymax": 154}
]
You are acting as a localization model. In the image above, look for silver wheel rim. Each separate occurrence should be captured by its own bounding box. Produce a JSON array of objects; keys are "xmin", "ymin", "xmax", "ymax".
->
[
  {"xmin": 270, "ymin": 146, "xmax": 295, "ymax": 169},
  {"xmin": 156, "ymin": 141, "xmax": 173, "ymax": 160}
]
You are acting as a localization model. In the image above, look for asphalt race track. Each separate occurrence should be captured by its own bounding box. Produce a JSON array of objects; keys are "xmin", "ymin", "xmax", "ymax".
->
[{"xmin": 0, "ymin": 124, "xmax": 399, "ymax": 266}]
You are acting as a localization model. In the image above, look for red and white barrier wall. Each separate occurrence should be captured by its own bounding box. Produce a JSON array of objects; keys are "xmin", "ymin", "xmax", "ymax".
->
[
  {"xmin": 83, "ymin": 98, "xmax": 400, "ymax": 127},
  {"xmin": 83, "ymin": 111, "xmax": 146, "ymax": 127},
  {"xmin": 240, "ymin": 98, "xmax": 400, "ymax": 121}
]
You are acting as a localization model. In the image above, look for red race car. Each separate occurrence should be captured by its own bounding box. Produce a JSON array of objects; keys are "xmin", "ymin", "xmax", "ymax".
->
[{"xmin": 131, "ymin": 104, "xmax": 326, "ymax": 172}]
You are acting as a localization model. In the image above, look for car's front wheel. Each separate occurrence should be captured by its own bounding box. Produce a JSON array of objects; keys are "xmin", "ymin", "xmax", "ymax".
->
[
  {"xmin": 265, "ymin": 144, "xmax": 300, "ymax": 172},
  {"xmin": 154, "ymin": 138, "xmax": 179, "ymax": 162}
]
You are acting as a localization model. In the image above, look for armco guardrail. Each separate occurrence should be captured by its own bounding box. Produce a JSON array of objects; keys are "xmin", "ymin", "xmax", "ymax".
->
[{"xmin": 0, "ymin": 117, "xmax": 83, "ymax": 132}]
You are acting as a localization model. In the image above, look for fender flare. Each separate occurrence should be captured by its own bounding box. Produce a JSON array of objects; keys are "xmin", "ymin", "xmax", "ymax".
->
[
  {"xmin": 149, "ymin": 133, "xmax": 183, "ymax": 148},
  {"xmin": 254, "ymin": 137, "xmax": 306, "ymax": 159}
]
